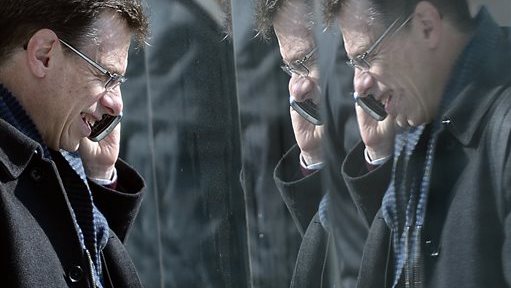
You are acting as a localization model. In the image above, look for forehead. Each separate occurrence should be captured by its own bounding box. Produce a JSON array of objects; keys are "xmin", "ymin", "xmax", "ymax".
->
[
  {"xmin": 83, "ymin": 12, "xmax": 132, "ymax": 71},
  {"xmin": 92, "ymin": 12, "xmax": 131, "ymax": 50},
  {"xmin": 273, "ymin": 0, "xmax": 315, "ymax": 61},
  {"xmin": 337, "ymin": 2, "xmax": 383, "ymax": 58}
]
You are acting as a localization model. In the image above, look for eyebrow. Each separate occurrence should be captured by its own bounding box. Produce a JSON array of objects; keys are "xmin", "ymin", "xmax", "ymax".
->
[
  {"xmin": 343, "ymin": 21, "xmax": 383, "ymax": 60},
  {"xmin": 346, "ymin": 50, "xmax": 359, "ymax": 61},
  {"xmin": 345, "ymin": 36, "xmax": 372, "ymax": 60},
  {"xmin": 282, "ymin": 54, "xmax": 303, "ymax": 65},
  {"xmin": 96, "ymin": 56, "xmax": 125, "ymax": 76},
  {"xmin": 104, "ymin": 64, "xmax": 124, "ymax": 76},
  {"xmin": 96, "ymin": 53, "xmax": 125, "ymax": 75},
  {"xmin": 286, "ymin": 47, "xmax": 317, "ymax": 64},
  {"xmin": 84, "ymin": 61, "xmax": 123, "ymax": 79}
]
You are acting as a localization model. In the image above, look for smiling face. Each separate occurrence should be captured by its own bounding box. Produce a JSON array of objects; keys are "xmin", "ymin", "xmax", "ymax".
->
[
  {"xmin": 273, "ymin": 0, "xmax": 321, "ymax": 105},
  {"xmin": 40, "ymin": 12, "xmax": 131, "ymax": 151},
  {"xmin": 339, "ymin": 1, "xmax": 441, "ymax": 128}
]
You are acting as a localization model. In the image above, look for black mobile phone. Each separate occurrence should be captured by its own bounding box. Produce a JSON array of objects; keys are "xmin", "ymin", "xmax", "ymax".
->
[
  {"xmin": 354, "ymin": 93, "xmax": 387, "ymax": 121},
  {"xmin": 289, "ymin": 98, "xmax": 323, "ymax": 125},
  {"xmin": 88, "ymin": 112, "xmax": 123, "ymax": 142}
]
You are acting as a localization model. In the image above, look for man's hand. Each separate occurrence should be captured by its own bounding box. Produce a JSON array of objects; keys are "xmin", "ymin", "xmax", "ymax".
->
[
  {"xmin": 288, "ymin": 75, "xmax": 324, "ymax": 165},
  {"xmin": 355, "ymin": 103, "xmax": 395, "ymax": 161},
  {"xmin": 290, "ymin": 106, "xmax": 324, "ymax": 165},
  {"xmin": 79, "ymin": 124, "xmax": 121, "ymax": 180}
]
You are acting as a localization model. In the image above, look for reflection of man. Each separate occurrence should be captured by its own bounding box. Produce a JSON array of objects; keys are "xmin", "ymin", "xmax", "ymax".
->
[
  {"xmin": 0, "ymin": 1, "xmax": 148, "ymax": 287},
  {"xmin": 255, "ymin": 0, "xmax": 367, "ymax": 286},
  {"xmin": 325, "ymin": 0, "xmax": 511, "ymax": 286},
  {"xmin": 121, "ymin": 0, "xmax": 246, "ymax": 287}
]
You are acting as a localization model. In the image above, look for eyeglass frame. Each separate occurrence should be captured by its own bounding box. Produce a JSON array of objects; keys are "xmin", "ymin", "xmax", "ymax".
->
[
  {"xmin": 59, "ymin": 39, "xmax": 127, "ymax": 91},
  {"xmin": 280, "ymin": 47, "xmax": 318, "ymax": 77},
  {"xmin": 346, "ymin": 14, "xmax": 413, "ymax": 71}
]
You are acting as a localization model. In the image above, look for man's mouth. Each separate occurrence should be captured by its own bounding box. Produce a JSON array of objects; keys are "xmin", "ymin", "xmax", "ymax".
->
[
  {"xmin": 81, "ymin": 113, "xmax": 97, "ymax": 130},
  {"xmin": 379, "ymin": 94, "xmax": 392, "ymax": 111}
]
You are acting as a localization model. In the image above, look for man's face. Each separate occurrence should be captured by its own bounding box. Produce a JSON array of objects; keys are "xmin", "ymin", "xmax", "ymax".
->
[
  {"xmin": 273, "ymin": 0, "xmax": 320, "ymax": 105},
  {"xmin": 43, "ymin": 12, "xmax": 131, "ymax": 151},
  {"xmin": 339, "ymin": 2, "xmax": 436, "ymax": 127}
]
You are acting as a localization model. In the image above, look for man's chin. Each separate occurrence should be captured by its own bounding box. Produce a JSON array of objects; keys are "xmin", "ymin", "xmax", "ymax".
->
[
  {"xmin": 396, "ymin": 116, "xmax": 427, "ymax": 129},
  {"xmin": 60, "ymin": 140, "xmax": 81, "ymax": 152},
  {"xmin": 395, "ymin": 115, "xmax": 411, "ymax": 128}
]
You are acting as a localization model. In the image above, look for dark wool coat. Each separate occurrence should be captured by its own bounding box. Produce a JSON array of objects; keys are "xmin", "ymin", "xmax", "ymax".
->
[
  {"xmin": 0, "ymin": 119, "xmax": 145, "ymax": 287},
  {"xmin": 274, "ymin": 145, "xmax": 367, "ymax": 288}
]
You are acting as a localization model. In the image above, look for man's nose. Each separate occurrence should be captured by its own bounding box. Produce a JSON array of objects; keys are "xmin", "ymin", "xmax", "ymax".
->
[
  {"xmin": 353, "ymin": 69, "xmax": 375, "ymax": 96},
  {"xmin": 289, "ymin": 75, "xmax": 314, "ymax": 102},
  {"xmin": 100, "ymin": 89, "xmax": 123, "ymax": 116}
]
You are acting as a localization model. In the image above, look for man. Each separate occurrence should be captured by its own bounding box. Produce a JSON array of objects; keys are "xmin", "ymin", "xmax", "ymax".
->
[
  {"xmin": 324, "ymin": 0, "xmax": 511, "ymax": 287},
  {"xmin": 254, "ymin": 0, "xmax": 367, "ymax": 286},
  {"xmin": 0, "ymin": 0, "xmax": 148, "ymax": 287},
  {"xmin": 233, "ymin": 0, "xmax": 302, "ymax": 286}
]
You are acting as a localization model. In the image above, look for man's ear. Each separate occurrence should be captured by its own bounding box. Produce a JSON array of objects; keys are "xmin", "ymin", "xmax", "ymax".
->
[
  {"xmin": 25, "ymin": 29, "xmax": 60, "ymax": 78},
  {"xmin": 413, "ymin": 1, "xmax": 442, "ymax": 49}
]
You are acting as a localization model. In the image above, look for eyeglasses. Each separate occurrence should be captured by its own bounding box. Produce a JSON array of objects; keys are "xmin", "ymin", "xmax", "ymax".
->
[
  {"xmin": 281, "ymin": 47, "xmax": 317, "ymax": 77},
  {"xmin": 346, "ymin": 15, "xmax": 413, "ymax": 71},
  {"xmin": 59, "ymin": 39, "xmax": 127, "ymax": 91}
]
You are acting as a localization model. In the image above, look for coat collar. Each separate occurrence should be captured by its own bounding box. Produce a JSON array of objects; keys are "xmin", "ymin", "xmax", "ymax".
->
[
  {"xmin": 441, "ymin": 83, "xmax": 508, "ymax": 146},
  {"xmin": 437, "ymin": 8, "xmax": 511, "ymax": 146},
  {"xmin": 0, "ymin": 119, "xmax": 41, "ymax": 179},
  {"xmin": 0, "ymin": 84, "xmax": 50, "ymax": 180}
]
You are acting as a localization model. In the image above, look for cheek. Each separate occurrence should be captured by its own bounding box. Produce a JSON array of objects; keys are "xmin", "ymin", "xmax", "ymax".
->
[
  {"xmin": 383, "ymin": 63, "xmax": 420, "ymax": 105},
  {"xmin": 400, "ymin": 92, "xmax": 430, "ymax": 126},
  {"xmin": 75, "ymin": 81, "xmax": 104, "ymax": 104},
  {"xmin": 308, "ymin": 65, "xmax": 320, "ymax": 80}
]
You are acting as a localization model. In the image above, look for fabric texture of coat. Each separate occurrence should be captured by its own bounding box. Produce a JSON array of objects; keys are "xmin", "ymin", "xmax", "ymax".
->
[
  {"xmin": 0, "ymin": 118, "xmax": 145, "ymax": 287},
  {"xmin": 274, "ymin": 144, "xmax": 367, "ymax": 288}
]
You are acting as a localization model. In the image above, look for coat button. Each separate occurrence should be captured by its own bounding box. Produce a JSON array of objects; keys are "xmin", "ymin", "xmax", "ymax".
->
[
  {"xmin": 441, "ymin": 118, "xmax": 451, "ymax": 125},
  {"xmin": 68, "ymin": 266, "xmax": 84, "ymax": 283},
  {"xmin": 425, "ymin": 240, "xmax": 440, "ymax": 257},
  {"xmin": 30, "ymin": 168, "xmax": 42, "ymax": 182}
]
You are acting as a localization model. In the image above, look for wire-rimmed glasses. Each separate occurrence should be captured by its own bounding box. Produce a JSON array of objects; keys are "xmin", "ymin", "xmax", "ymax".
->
[
  {"xmin": 281, "ymin": 47, "xmax": 317, "ymax": 77},
  {"xmin": 59, "ymin": 39, "xmax": 126, "ymax": 91},
  {"xmin": 346, "ymin": 15, "xmax": 413, "ymax": 71}
]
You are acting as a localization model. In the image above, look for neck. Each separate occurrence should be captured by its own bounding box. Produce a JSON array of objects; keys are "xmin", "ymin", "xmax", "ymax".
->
[
  {"xmin": 0, "ymin": 54, "xmax": 53, "ymax": 148},
  {"xmin": 0, "ymin": 53, "xmax": 33, "ymax": 109},
  {"xmin": 429, "ymin": 26, "xmax": 473, "ymax": 120}
]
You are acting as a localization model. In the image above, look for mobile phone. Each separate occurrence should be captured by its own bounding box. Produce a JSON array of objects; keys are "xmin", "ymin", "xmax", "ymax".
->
[
  {"xmin": 289, "ymin": 97, "xmax": 323, "ymax": 125},
  {"xmin": 88, "ymin": 112, "xmax": 123, "ymax": 142},
  {"xmin": 354, "ymin": 93, "xmax": 387, "ymax": 121}
]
